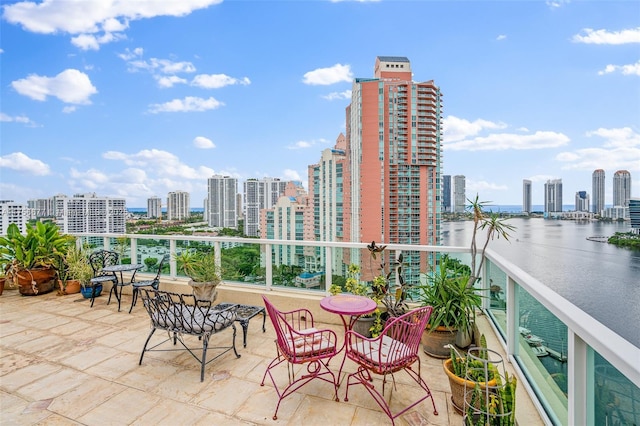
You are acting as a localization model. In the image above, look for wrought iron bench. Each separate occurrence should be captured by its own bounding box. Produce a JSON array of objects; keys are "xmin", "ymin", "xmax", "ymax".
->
[{"xmin": 138, "ymin": 289, "xmax": 241, "ymax": 381}]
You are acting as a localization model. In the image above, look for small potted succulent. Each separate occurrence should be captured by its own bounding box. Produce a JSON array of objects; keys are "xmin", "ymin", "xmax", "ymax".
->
[{"xmin": 176, "ymin": 248, "xmax": 221, "ymax": 303}]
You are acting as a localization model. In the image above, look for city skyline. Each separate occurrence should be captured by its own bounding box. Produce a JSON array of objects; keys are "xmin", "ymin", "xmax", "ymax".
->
[{"xmin": 1, "ymin": 1, "xmax": 639, "ymax": 207}]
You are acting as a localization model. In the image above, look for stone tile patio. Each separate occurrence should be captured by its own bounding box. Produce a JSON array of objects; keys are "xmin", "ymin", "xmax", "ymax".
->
[{"xmin": 0, "ymin": 286, "xmax": 542, "ymax": 425}]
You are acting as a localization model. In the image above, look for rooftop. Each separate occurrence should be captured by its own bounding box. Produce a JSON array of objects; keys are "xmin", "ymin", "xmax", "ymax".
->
[{"xmin": 0, "ymin": 281, "xmax": 543, "ymax": 425}]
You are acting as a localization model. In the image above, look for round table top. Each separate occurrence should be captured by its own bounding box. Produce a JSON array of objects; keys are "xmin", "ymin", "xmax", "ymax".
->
[
  {"xmin": 102, "ymin": 264, "xmax": 143, "ymax": 272},
  {"xmin": 320, "ymin": 294, "xmax": 377, "ymax": 316}
]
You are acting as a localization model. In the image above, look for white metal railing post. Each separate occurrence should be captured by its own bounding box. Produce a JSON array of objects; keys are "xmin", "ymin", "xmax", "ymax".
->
[
  {"xmin": 265, "ymin": 243, "xmax": 272, "ymax": 290},
  {"xmin": 169, "ymin": 239, "xmax": 177, "ymax": 278},
  {"xmin": 103, "ymin": 236, "xmax": 110, "ymax": 250},
  {"xmin": 507, "ymin": 276, "xmax": 518, "ymax": 356},
  {"xmin": 568, "ymin": 329, "xmax": 587, "ymax": 426},
  {"xmin": 324, "ymin": 246, "xmax": 332, "ymax": 293},
  {"xmin": 214, "ymin": 241, "xmax": 221, "ymax": 276},
  {"xmin": 130, "ymin": 237, "xmax": 137, "ymax": 265}
]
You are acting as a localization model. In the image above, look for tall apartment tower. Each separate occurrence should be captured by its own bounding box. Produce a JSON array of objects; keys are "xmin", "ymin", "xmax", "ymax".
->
[
  {"xmin": 442, "ymin": 175, "xmax": 451, "ymax": 212},
  {"xmin": 592, "ymin": 169, "xmax": 605, "ymax": 215},
  {"xmin": 544, "ymin": 179, "xmax": 563, "ymax": 213},
  {"xmin": 0, "ymin": 200, "xmax": 27, "ymax": 234},
  {"xmin": 147, "ymin": 196, "xmax": 162, "ymax": 219},
  {"xmin": 207, "ymin": 175, "xmax": 238, "ymax": 228},
  {"xmin": 166, "ymin": 191, "xmax": 190, "ymax": 221},
  {"xmin": 523, "ymin": 179, "xmax": 532, "ymax": 214},
  {"xmin": 613, "ymin": 170, "xmax": 632, "ymax": 208},
  {"xmin": 27, "ymin": 197, "xmax": 56, "ymax": 218},
  {"xmin": 453, "ymin": 175, "xmax": 466, "ymax": 213},
  {"xmin": 56, "ymin": 193, "xmax": 126, "ymax": 234},
  {"xmin": 243, "ymin": 177, "xmax": 290, "ymax": 237},
  {"xmin": 345, "ymin": 56, "xmax": 442, "ymax": 283},
  {"xmin": 575, "ymin": 191, "xmax": 589, "ymax": 212}
]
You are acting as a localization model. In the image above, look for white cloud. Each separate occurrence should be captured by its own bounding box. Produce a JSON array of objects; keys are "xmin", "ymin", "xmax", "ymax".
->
[
  {"xmin": 128, "ymin": 58, "xmax": 196, "ymax": 74},
  {"xmin": 147, "ymin": 96, "xmax": 224, "ymax": 113},
  {"xmin": 118, "ymin": 47, "xmax": 144, "ymax": 61},
  {"xmin": 62, "ymin": 106, "xmax": 77, "ymax": 113},
  {"xmin": 555, "ymin": 127, "xmax": 640, "ymax": 171},
  {"xmin": 598, "ymin": 60, "xmax": 640, "ymax": 76},
  {"xmin": 282, "ymin": 169, "xmax": 301, "ymax": 181},
  {"xmin": 572, "ymin": 27, "xmax": 640, "ymax": 45},
  {"xmin": 496, "ymin": 35, "xmax": 507, "ymax": 41},
  {"xmin": 546, "ymin": 0, "xmax": 570, "ymax": 9},
  {"xmin": 11, "ymin": 69, "xmax": 97, "ymax": 104},
  {"xmin": 286, "ymin": 138, "xmax": 330, "ymax": 150},
  {"xmin": 443, "ymin": 115, "xmax": 508, "ymax": 142},
  {"xmin": 0, "ymin": 152, "xmax": 50, "ymax": 175},
  {"xmin": 102, "ymin": 149, "xmax": 215, "ymax": 180},
  {"xmin": 193, "ymin": 136, "xmax": 215, "ymax": 149},
  {"xmin": 0, "ymin": 112, "xmax": 34, "ymax": 125},
  {"xmin": 322, "ymin": 90, "xmax": 352, "ymax": 100},
  {"xmin": 445, "ymin": 131, "xmax": 570, "ymax": 151},
  {"xmin": 467, "ymin": 180, "xmax": 509, "ymax": 193},
  {"xmin": 303, "ymin": 64, "xmax": 353, "ymax": 85},
  {"xmin": 192, "ymin": 74, "xmax": 250, "ymax": 89},
  {"xmin": 3, "ymin": 0, "xmax": 222, "ymax": 50},
  {"xmin": 155, "ymin": 75, "xmax": 188, "ymax": 88}
]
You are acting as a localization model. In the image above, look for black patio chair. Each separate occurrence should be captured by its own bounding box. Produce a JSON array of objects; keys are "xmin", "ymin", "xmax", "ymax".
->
[
  {"xmin": 87, "ymin": 250, "xmax": 119, "ymax": 307},
  {"xmin": 129, "ymin": 254, "xmax": 169, "ymax": 313}
]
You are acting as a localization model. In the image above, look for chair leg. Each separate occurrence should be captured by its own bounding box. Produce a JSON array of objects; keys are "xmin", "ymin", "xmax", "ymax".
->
[
  {"xmin": 90, "ymin": 286, "xmax": 97, "ymax": 307},
  {"xmin": 200, "ymin": 334, "xmax": 209, "ymax": 382},
  {"xmin": 129, "ymin": 287, "xmax": 138, "ymax": 314},
  {"xmin": 139, "ymin": 328, "xmax": 156, "ymax": 365}
]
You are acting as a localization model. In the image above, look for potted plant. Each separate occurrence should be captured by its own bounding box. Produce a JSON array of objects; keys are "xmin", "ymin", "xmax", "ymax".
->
[
  {"xmin": 64, "ymin": 244, "xmax": 93, "ymax": 295},
  {"xmin": 0, "ymin": 222, "xmax": 73, "ymax": 296},
  {"xmin": 176, "ymin": 248, "xmax": 221, "ymax": 303},
  {"xmin": 419, "ymin": 254, "xmax": 482, "ymax": 357},
  {"xmin": 329, "ymin": 263, "xmax": 378, "ymax": 337}
]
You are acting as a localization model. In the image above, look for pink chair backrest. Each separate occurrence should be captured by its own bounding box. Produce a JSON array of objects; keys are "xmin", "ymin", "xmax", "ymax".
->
[
  {"xmin": 262, "ymin": 295, "xmax": 290, "ymax": 354},
  {"xmin": 381, "ymin": 306, "xmax": 433, "ymax": 362}
]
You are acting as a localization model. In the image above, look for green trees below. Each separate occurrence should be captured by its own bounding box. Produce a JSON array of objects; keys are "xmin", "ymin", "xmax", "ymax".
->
[{"xmin": 608, "ymin": 232, "xmax": 640, "ymax": 250}]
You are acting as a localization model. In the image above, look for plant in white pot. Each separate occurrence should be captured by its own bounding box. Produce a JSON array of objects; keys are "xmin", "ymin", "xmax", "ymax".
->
[{"xmin": 176, "ymin": 248, "xmax": 221, "ymax": 303}]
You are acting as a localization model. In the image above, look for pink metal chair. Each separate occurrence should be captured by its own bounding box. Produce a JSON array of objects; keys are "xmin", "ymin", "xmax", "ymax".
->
[
  {"xmin": 260, "ymin": 296, "xmax": 340, "ymax": 420},
  {"xmin": 344, "ymin": 306, "xmax": 438, "ymax": 424}
]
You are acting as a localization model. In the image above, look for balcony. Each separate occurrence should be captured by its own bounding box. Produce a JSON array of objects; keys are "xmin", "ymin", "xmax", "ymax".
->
[{"xmin": 1, "ymin": 234, "xmax": 638, "ymax": 425}]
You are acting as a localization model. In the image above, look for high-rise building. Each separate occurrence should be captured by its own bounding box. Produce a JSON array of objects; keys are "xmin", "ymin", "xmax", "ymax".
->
[
  {"xmin": 0, "ymin": 200, "xmax": 27, "ymax": 234},
  {"xmin": 56, "ymin": 193, "xmax": 126, "ymax": 234},
  {"xmin": 575, "ymin": 191, "xmax": 589, "ymax": 212},
  {"xmin": 442, "ymin": 175, "xmax": 451, "ymax": 212},
  {"xmin": 629, "ymin": 197, "xmax": 640, "ymax": 234},
  {"xmin": 613, "ymin": 170, "xmax": 632, "ymax": 208},
  {"xmin": 523, "ymin": 179, "xmax": 532, "ymax": 214},
  {"xmin": 344, "ymin": 56, "xmax": 442, "ymax": 283},
  {"xmin": 243, "ymin": 177, "xmax": 290, "ymax": 237},
  {"xmin": 453, "ymin": 175, "xmax": 466, "ymax": 213},
  {"xmin": 592, "ymin": 169, "xmax": 605, "ymax": 215},
  {"xmin": 207, "ymin": 175, "xmax": 238, "ymax": 228},
  {"xmin": 166, "ymin": 191, "xmax": 190, "ymax": 221},
  {"xmin": 544, "ymin": 179, "xmax": 563, "ymax": 213},
  {"xmin": 147, "ymin": 196, "xmax": 162, "ymax": 219},
  {"xmin": 27, "ymin": 197, "xmax": 56, "ymax": 218}
]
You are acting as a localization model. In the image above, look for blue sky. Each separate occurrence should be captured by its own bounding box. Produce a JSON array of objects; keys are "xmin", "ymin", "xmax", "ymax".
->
[{"xmin": 1, "ymin": 0, "xmax": 639, "ymax": 208}]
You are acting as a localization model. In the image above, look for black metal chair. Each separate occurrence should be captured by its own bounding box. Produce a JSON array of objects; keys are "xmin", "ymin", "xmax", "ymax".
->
[
  {"xmin": 129, "ymin": 254, "xmax": 169, "ymax": 313},
  {"xmin": 87, "ymin": 250, "xmax": 119, "ymax": 307}
]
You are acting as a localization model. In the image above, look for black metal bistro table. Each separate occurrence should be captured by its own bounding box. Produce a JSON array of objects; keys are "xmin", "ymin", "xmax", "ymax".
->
[
  {"xmin": 213, "ymin": 303, "xmax": 266, "ymax": 347},
  {"xmin": 101, "ymin": 263, "xmax": 144, "ymax": 312}
]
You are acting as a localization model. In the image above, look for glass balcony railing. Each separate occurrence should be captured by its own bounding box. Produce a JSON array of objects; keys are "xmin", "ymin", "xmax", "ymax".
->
[{"xmin": 73, "ymin": 232, "xmax": 640, "ymax": 425}]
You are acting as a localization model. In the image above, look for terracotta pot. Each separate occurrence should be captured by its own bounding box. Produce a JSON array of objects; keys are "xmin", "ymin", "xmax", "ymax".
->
[
  {"xmin": 422, "ymin": 325, "xmax": 457, "ymax": 358},
  {"xmin": 443, "ymin": 358, "xmax": 497, "ymax": 414},
  {"xmin": 60, "ymin": 279, "xmax": 81, "ymax": 295},
  {"xmin": 0, "ymin": 277, "xmax": 5, "ymax": 296},
  {"xmin": 12, "ymin": 267, "xmax": 57, "ymax": 296}
]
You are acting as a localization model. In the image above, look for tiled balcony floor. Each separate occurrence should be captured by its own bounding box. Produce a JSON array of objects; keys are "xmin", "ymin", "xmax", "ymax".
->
[{"xmin": 0, "ymin": 287, "xmax": 543, "ymax": 425}]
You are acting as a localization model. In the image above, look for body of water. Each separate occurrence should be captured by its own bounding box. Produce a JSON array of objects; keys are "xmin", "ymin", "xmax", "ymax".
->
[{"xmin": 442, "ymin": 218, "xmax": 640, "ymax": 348}]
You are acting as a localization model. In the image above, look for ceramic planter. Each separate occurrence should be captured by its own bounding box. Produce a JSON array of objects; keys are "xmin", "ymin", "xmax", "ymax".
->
[
  {"xmin": 12, "ymin": 267, "xmax": 57, "ymax": 296},
  {"xmin": 422, "ymin": 325, "xmax": 457, "ymax": 358},
  {"xmin": 443, "ymin": 358, "xmax": 497, "ymax": 414},
  {"xmin": 189, "ymin": 280, "xmax": 220, "ymax": 303}
]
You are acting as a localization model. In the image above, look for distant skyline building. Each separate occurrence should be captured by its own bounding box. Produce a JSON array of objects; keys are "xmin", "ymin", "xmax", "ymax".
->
[
  {"xmin": 207, "ymin": 175, "xmax": 238, "ymax": 228},
  {"xmin": 27, "ymin": 197, "xmax": 56, "ymax": 219},
  {"xmin": 166, "ymin": 191, "xmax": 190, "ymax": 221},
  {"xmin": 523, "ymin": 179, "xmax": 532, "ymax": 214},
  {"xmin": 243, "ymin": 177, "xmax": 290, "ymax": 237},
  {"xmin": 613, "ymin": 170, "xmax": 632, "ymax": 208},
  {"xmin": 147, "ymin": 196, "xmax": 162, "ymax": 219},
  {"xmin": 592, "ymin": 169, "xmax": 605, "ymax": 215},
  {"xmin": 544, "ymin": 179, "xmax": 563, "ymax": 213},
  {"xmin": 453, "ymin": 175, "xmax": 466, "ymax": 213},
  {"xmin": 575, "ymin": 191, "xmax": 589, "ymax": 212},
  {"xmin": 345, "ymin": 56, "xmax": 442, "ymax": 283},
  {"xmin": 56, "ymin": 193, "xmax": 126, "ymax": 234},
  {"xmin": 0, "ymin": 200, "xmax": 27, "ymax": 234},
  {"xmin": 442, "ymin": 175, "xmax": 451, "ymax": 212},
  {"xmin": 629, "ymin": 197, "xmax": 640, "ymax": 234}
]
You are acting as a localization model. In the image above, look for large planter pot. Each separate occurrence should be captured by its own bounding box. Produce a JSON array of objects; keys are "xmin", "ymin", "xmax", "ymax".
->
[
  {"xmin": 189, "ymin": 280, "xmax": 220, "ymax": 303},
  {"xmin": 12, "ymin": 267, "xmax": 57, "ymax": 296},
  {"xmin": 59, "ymin": 279, "xmax": 81, "ymax": 295},
  {"xmin": 422, "ymin": 325, "xmax": 457, "ymax": 358},
  {"xmin": 81, "ymin": 284, "xmax": 102, "ymax": 299},
  {"xmin": 443, "ymin": 358, "xmax": 497, "ymax": 414},
  {"xmin": 0, "ymin": 277, "xmax": 5, "ymax": 296},
  {"xmin": 351, "ymin": 315, "xmax": 375, "ymax": 338}
]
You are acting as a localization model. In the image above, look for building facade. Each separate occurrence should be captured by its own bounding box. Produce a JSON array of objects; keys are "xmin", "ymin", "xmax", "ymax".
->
[
  {"xmin": 147, "ymin": 196, "xmax": 162, "ymax": 219},
  {"xmin": 544, "ymin": 179, "xmax": 563, "ymax": 213},
  {"xmin": 630, "ymin": 197, "xmax": 640, "ymax": 234},
  {"xmin": 55, "ymin": 193, "xmax": 126, "ymax": 234},
  {"xmin": 166, "ymin": 191, "xmax": 190, "ymax": 221},
  {"xmin": 453, "ymin": 175, "xmax": 466, "ymax": 213},
  {"xmin": 0, "ymin": 200, "xmax": 27, "ymax": 234},
  {"xmin": 243, "ymin": 177, "xmax": 290, "ymax": 237},
  {"xmin": 613, "ymin": 170, "xmax": 632, "ymax": 208},
  {"xmin": 442, "ymin": 175, "xmax": 451, "ymax": 213},
  {"xmin": 345, "ymin": 56, "xmax": 442, "ymax": 283},
  {"xmin": 523, "ymin": 179, "xmax": 532, "ymax": 214},
  {"xmin": 575, "ymin": 191, "xmax": 589, "ymax": 212},
  {"xmin": 207, "ymin": 175, "xmax": 238, "ymax": 229},
  {"xmin": 592, "ymin": 169, "xmax": 605, "ymax": 215}
]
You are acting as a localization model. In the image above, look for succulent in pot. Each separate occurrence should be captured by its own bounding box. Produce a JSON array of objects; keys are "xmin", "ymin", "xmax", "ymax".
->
[
  {"xmin": 175, "ymin": 248, "xmax": 221, "ymax": 303},
  {"xmin": 64, "ymin": 244, "xmax": 93, "ymax": 294}
]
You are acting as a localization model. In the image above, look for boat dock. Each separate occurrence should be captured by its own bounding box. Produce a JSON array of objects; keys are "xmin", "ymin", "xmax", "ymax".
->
[{"xmin": 546, "ymin": 346, "xmax": 568, "ymax": 363}]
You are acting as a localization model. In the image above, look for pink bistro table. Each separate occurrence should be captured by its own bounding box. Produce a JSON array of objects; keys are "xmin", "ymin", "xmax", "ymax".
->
[{"xmin": 320, "ymin": 294, "xmax": 378, "ymax": 386}]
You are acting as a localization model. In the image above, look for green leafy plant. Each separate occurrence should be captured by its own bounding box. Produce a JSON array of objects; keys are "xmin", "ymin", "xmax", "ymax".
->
[
  {"xmin": 0, "ymin": 222, "xmax": 73, "ymax": 272},
  {"xmin": 65, "ymin": 244, "xmax": 94, "ymax": 287},
  {"xmin": 366, "ymin": 241, "xmax": 411, "ymax": 318},
  {"xmin": 175, "ymin": 248, "xmax": 221, "ymax": 283}
]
